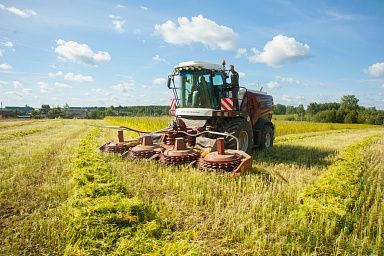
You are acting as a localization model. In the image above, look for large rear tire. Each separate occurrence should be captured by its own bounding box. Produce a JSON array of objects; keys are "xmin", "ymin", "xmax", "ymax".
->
[
  {"xmin": 259, "ymin": 125, "xmax": 274, "ymax": 149},
  {"xmin": 223, "ymin": 118, "xmax": 253, "ymax": 153}
]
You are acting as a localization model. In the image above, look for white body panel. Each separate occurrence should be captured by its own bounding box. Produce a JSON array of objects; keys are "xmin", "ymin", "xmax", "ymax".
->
[
  {"xmin": 174, "ymin": 61, "xmax": 224, "ymax": 71},
  {"xmin": 175, "ymin": 108, "xmax": 213, "ymax": 117}
]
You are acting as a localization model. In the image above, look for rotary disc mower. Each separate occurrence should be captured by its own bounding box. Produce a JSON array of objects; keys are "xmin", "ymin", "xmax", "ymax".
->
[{"xmin": 99, "ymin": 122, "xmax": 252, "ymax": 175}]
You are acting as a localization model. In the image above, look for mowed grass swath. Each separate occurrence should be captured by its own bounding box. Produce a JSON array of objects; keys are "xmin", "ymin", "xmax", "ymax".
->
[
  {"xmin": 1, "ymin": 118, "xmax": 383, "ymax": 255},
  {"xmin": 0, "ymin": 120, "xmax": 91, "ymax": 255}
]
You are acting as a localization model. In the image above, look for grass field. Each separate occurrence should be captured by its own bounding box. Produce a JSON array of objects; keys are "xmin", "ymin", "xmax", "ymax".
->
[{"xmin": 1, "ymin": 117, "xmax": 383, "ymax": 255}]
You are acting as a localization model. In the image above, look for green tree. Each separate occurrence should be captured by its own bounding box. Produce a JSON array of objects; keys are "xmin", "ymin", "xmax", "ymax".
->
[
  {"xmin": 286, "ymin": 105, "xmax": 295, "ymax": 115},
  {"xmin": 339, "ymin": 95, "xmax": 359, "ymax": 124},
  {"xmin": 313, "ymin": 110, "xmax": 337, "ymax": 123},
  {"xmin": 344, "ymin": 111, "xmax": 357, "ymax": 123},
  {"xmin": 340, "ymin": 95, "xmax": 359, "ymax": 112},
  {"xmin": 296, "ymin": 104, "xmax": 305, "ymax": 121},
  {"xmin": 31, "ymin": 109, "xmax": 41, "ymax": 119},
  {"xmin": 86, "ymin": 109, "xmax": 105, "ymax": 119},
  {"xmin": 307, "ymin": 103, "xmax": 319, "ymax": 115},
  {"xmin": 41, "ymin": 104, "xmax": 51, "ymax": 115},
  {"xmin": 48, "ymin": 106, "xmax": 63, "ymax": 118},
  {"xmin": 274, "ymin": 104, "xmax": 286, "ymax": 114}
]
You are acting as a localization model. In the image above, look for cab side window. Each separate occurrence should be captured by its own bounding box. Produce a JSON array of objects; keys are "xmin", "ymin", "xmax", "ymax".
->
[
  {"xmin": 212, "ymin": 73, "xmax": 224, "ymax": 109},
  {"xmin": 212, "ymin": 73, "xmax": 224, "ymax": 87}
]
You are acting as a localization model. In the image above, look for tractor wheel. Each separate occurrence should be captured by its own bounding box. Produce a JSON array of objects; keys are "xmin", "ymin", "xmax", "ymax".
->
[
  {"xmin": 259, "ymin": 125, "xmax": 274, "ymax": 149},
  {"xmin": 223, "ymin": 118, "xmax": 253, "ymax": 153}
]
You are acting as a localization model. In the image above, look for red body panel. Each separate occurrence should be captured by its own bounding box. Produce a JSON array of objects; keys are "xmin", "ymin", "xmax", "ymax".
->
[{"xmin": 240, "ymin": 91, "xmax": 274, "ymax": 126}]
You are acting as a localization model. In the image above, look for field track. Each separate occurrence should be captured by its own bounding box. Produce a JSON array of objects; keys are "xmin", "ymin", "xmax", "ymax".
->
[{"xmin": 0, "ymin": 118, "xmax": 383, "ymax": 255}]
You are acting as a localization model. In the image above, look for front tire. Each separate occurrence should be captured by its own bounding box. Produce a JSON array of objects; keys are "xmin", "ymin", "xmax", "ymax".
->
[
  {"xmin": 223, "ymin": 118, "xmax": 253, "ymax": 153},
  {"xmin": 259, "ymin": 125, "xmax": 274, "ymax": 149}
]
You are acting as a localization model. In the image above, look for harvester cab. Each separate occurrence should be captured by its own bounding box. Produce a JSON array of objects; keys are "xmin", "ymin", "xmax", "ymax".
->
[
  {"xmin": 167, "ymin": 61, "xmax": 229, "ymax": 110},
  {"xmin": 99, "ymin": 60, "xmax": 275, "ymax": 175},
  {"xmin": 167, "ymin": 60, "xmax": 275, "ymax": 152}
]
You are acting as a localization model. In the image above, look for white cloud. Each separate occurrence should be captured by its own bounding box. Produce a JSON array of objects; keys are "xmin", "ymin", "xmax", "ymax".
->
[
  {"xmin": 282, "ymin": 94, "xmax": 292, "ymax": 102},
  {"xmin": 0, "ymin": 63, "xmax": 12, "ymax": 70},
  {"xmin": 153, "ymin": 77, "xmax": 167, "ymax": 85},
  {"xmin": 0, "ymin": 41, "xmax": 14, "ymax": 57},
  {"xmin": 38, "ymin": 81, "xmax": 71, "ymax": 93},
  {"xmin": 21, "ymin": 88, "xmax": 32, "ymax": 96},
  {"xmin": 48, "ymin": 71, "xmax": 64, "ymax": 78},
  {"xmin": 155, "ymin": 14, "xmax": 238, "ymax": 50},
  {"xmin": 238, "ymin": 71, "xmax": 246, "ymax": 78},
  {"xmin": 235, "ymin": 48, "xmax": 247, "ymax": 58},
  {"xmin": 2, "ymin": 41, "xmax": 13, "ymax": 48},
  {"xmin": 266, "ymin": 76, "xmax": 301, "ymax": 90},
  {"xmin": 13, "ymin": 81, "xmax": 23, "ymax": 89},
  {"xmin": 38, "ymin": 82, "xmax": 51, "ymax": 93},
  {"xmin": 49, "ymin": 71, "xmax": 94, "ymax": 82},
  {"xmin": 276, "ymin": 76, "xmax": 300, "ymax": 85},
  {"xmin": 112, "ymin": 80, "xmax": 134, "ymax": 93},
  {"xmin": 140, "ymin": 6, "xmax": 148, "ymax": 11},
  {"xmin": 109, "ymin": 15, "xmax": 125, "ymax": 33},
  {"xmin": 64, "ymin": 72, "xmax": 93, "ymax": 82},
  {"xmin": 5, "ymin": 91, "xmax": 23, "ymax": 98},
  {"xmin": 152, "ymin": 54, "xmax": 168, "ymax": 64},
  {"xmin": 54, "ymin": 39, "xmax": 111, "ymax": 66},
  {"xmin": 381, "ymin": 84, "xmax": 384, "ymax": 89},
  {"xmin": 115, "ymin": 4, "xmax": 125, "ymax": 8},
  {"xmin": 364, "ymin": 63, "xmax": 384, "ymax": 77},
  {"xmin": 0, "ymin": 80, "xmax": 8, "ymax": 87},
  {"xmin": 248, "ymin": 34, "xmax": 310, "ymax": 67},
  {"xmin": 324, "ymin": 10, "xmax": 363, "ymax": 21},
  {"xmin": 94, "ymin": 88, "xmax": 112, "ymax": 96},
  {"xmin": 0, "ymin": 3, "xmax": 37, "ymax": 18},
  {"xmin": 5, "ymin": 81, "xmax": 32, "ymax": 98},
  {"xmin": 266, "ymin": 81, "xmax": 280, "ymax": 89},
  {"xmin": 54, "ymin": 82, "xmax": 71, "ymax": 88}
]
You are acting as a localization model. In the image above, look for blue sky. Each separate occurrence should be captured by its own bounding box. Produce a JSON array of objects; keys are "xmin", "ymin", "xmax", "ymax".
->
[{"xmin": 0, "ymin": 0, "xmax": 383, "ymax": 108}]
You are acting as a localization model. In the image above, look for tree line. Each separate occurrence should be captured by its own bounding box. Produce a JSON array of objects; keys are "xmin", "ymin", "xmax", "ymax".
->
[
  {"xmin": 1, "ymin": 105, "xmax": 170, "ymax": 119},
  {"xmin": 2, "ymin": 95, "xmax": 383, "ymax": 125},
  {"xmin": 274, "ymin": 95, "xmax": 384, "ymax": 125},
  {"xmin": 84, "ymin": 105, "xmax": 170, "ymax": 119}
]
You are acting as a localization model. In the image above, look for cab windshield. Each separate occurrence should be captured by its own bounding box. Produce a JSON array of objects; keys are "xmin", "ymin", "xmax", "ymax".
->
[{"xmin": 174, "ymin": 69, "xmax": 225, "ymax": 109}]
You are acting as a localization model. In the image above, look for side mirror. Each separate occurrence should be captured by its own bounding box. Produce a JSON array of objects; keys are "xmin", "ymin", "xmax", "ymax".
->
[{"xmin": 167, "ymin": 75, "xmax": 172, "ymax": 88}]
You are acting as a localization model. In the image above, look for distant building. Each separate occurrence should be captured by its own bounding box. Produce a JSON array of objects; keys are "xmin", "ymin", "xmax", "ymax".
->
[
  {"xmin": 65, "ymin": 107, "xmax": 88, "ymax": 118},
  {"xmin": 5, "ymin": 106, "xmax": 34, "ymax": 112}
]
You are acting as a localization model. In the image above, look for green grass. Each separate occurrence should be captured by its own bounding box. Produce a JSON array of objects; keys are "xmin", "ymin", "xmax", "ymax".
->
[
  {"xmin": 104, "ymin": 116, "xmax": 382, "ymax": 138},
  {"xmin": 0, "ymin": 120, "xmax": 90, "ymax": 255},
  {"xmin": 289, "ymin": 135, "xmax": 383, "ymax": 254},
  {"xmin": 0, "ymin": 119, "xmax": 41, "ymax": 128},
  {"xmin": 0, "ymin": 123, "xmax": 60, "ymax": 140},
  {"xmin": 102, "ymin": 117, "xmax": 384, "ymax": 254},
  {"xmin": 1, "ymin": 118, "xmax": 383, "ymax": 255},
  {"xmin": 274, "ymin": 119, "xmax": 381, "ymax": 136},
  {"xmin": 64, "ymin": 128, "xmax": 199, "ymax": 255},
  {"xmin": 104, "ymin": 116, "xmax": 173, "ymax": 138}
]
